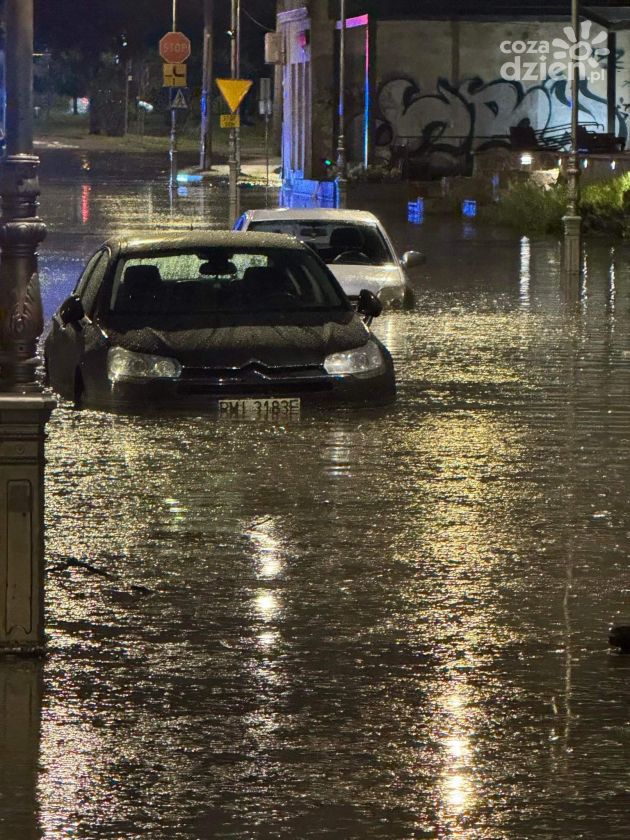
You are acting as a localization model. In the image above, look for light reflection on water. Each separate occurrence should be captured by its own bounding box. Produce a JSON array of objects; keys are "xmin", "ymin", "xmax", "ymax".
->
[{"xmin": 5, "ymin": 177, "xmax": 630, "ymax": 837}]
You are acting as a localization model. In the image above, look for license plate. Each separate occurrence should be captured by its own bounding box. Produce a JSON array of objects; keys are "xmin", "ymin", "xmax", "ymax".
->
[{"xmin": 218, "ymin": 397, "xmax": 301, "ymax": 419}]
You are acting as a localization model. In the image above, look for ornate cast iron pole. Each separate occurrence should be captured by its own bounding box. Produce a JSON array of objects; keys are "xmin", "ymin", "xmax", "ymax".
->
[
  {"xmin": 0, "ymin": 0, "xmax": 55, "ymax": 655},
  {"xmin": 563, "ymin": 0, "xmax": 582, "ymax": 278}
]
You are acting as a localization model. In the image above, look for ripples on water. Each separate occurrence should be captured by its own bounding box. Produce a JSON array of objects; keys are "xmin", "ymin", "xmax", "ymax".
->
[{"xmin": 4, "ymin": 178, "xmax": 630, "ymax": 838}]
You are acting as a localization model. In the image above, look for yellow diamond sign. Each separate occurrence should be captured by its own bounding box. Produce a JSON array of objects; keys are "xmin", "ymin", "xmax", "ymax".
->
[{"xmin": 216, "ymin": 78, "xmax": 253, "ymax": 113}]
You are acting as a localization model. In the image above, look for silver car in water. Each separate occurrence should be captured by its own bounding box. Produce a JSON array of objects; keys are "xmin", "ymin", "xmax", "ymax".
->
[{"xmin": 235, "ymin": 208, "xmax": 424, "ymax": 309}]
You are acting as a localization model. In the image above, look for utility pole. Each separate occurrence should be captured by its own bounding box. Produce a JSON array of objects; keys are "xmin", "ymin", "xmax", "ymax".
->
[
  {"xmin": 563, "ymin": 0, "xmax": 581, "ymax": 279},
  {"xmin": 169, "ymin": 0, "xmax": 178, "ymax": 189},
  {"xmin": 200, "ymin": 0, "xmax": 214, "ymax": 170},
  {"xmin": 235, "ymin": 0, "xmax": 242, "ymax": 179},
  {"xmin": 0, "ymin": 0, "xmax": 55, "ymax": 655},
  {"xmin": 123, "ymin": 58, "xmax": 132, "ymax": 136},
  {"xmin": 228, "ymin": 0, "xmax": 239, "ymax": 226},
  {"xmin": 336, "ymin": 0, "xmax": 348, "ymax": 208}
]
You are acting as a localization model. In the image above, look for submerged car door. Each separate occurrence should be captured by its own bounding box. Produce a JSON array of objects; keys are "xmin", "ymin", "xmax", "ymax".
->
[{"xmin": 49, "ymin": 248, "xmax": 110, "ymax": 398}]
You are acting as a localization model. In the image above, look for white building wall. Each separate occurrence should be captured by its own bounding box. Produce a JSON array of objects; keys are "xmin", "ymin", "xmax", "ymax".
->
[{"xmin": 374, "ymin": 18, "xmax": 630, "ymax": 173}]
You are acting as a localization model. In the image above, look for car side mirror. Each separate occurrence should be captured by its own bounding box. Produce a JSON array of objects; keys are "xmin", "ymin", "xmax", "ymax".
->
[
  {"xmin": 401, "ymin": 250, "xmax": 425, "ymax": 269},
  {"xmin": 357, "ymin": 289, "xmax": 382, "ymax": 319},
  {"xmin": 59, "ymin": 295, "xmax": 85, "ymax": 326}
]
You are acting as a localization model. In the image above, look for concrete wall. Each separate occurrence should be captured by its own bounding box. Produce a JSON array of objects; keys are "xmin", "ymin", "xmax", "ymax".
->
[
  {"xmin": 277, "ymin": 1, "xmax": 335, "ymax": 181},
  {"xmin": 372, "ymin": 19, "xmax": 630, "ymax": 176}
]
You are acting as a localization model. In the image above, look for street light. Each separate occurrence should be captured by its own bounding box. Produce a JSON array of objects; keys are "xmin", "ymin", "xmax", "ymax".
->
[
  {"xmin": 563, "ymin": 0, "xmax": 582, "ymax": 278},
  {"xmin": 0, "ymin": 0, "xmax": 55, "ymax": 655},
  {"xmin": 336, "ymin": 0, "xmax": 348, "ymax": 209}
]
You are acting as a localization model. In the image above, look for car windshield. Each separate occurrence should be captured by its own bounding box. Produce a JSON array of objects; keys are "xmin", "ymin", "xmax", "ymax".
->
[
  {"xmin": 247, "ymin": 220, "xmax": 395, "ymax": 266},
  {"xmin": 106, "ymin": 247, "xmax": 348, "ymax": 324}
]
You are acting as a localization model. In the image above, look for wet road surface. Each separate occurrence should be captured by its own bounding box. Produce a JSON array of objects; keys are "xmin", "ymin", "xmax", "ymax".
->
[{"xmin": 3, "ymin": 151, "xmax": 630, "ymax": 839}]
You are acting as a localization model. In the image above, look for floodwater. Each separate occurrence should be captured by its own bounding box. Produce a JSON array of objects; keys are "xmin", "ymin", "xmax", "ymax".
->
[{"xmin": 3, "ymin": 151, "xmax": 630, "ymax": 839}]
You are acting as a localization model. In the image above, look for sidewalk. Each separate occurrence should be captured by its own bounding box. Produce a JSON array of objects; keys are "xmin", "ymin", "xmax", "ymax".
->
[{"xmin": 178, "ymin": 155, "xmax": 282, "ymax": 188}]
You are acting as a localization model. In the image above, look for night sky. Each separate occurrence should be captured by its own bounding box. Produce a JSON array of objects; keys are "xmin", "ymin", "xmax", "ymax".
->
[{"xmin": 33, "ymin": 1, "xmax": 275, "ymax": 57}]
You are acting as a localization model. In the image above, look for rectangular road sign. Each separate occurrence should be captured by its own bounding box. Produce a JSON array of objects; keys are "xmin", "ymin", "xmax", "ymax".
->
[
  {"xmin": 216, "ymin": 78, "xmax": 253, "ymax": 113},
  {"xmin": 220, "ymin": 114, "xmax": 241, "ymax": 129},
  {"xmin": 163, "ymin": 63, "xmax": 187, "ymax": 87}
]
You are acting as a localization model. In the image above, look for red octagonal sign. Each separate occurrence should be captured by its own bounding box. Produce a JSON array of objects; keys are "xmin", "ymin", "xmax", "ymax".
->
[{"xmin": 159, "ymin": 31, "xmax": 191, "ymax": 63}]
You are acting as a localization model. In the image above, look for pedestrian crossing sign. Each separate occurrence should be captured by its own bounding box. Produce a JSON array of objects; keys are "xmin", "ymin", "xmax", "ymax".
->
[{"xmin": 169, "ymin": 88, "xmax": 190, "ymax": 110}]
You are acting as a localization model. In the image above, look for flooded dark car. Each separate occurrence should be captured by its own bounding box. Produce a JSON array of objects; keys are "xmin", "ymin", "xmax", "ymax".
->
[{"xmin": 44, "ymin": 231, "xmax": 395, "ymax": 414}]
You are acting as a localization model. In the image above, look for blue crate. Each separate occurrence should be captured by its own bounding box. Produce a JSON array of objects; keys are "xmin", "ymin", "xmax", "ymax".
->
[{"xmin": 408, "ymin": 197, "xmax": 424, "ymax": 224}]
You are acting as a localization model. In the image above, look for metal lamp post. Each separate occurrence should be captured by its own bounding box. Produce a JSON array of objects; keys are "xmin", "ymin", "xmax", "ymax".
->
[
  {"xmin": 563, "ymin": 0, "xmax": 582, "ymax": 278},
  {"xmin": 0, "ymin": 0, "xmax": 55, "ymax": 655},
  {"xmin": 335, "ymin": 0, "xmax": 348, "ymax": 208}
]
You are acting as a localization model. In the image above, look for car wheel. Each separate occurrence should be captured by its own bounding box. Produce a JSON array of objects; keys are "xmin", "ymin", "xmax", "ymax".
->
[{"xmin": 403, "ymin": 287, "xmax": 415, "ymax": 309}]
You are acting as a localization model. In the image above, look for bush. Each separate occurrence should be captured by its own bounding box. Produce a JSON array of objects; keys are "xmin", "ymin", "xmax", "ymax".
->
[
  {"xmin": 485, "ymin": 173, "xmax": 630, "ymax": 237},
  {"xmin": 483, "ymin": 180, "xmax": 567, "ymax": 234},
  {"xmin": 581, "ymin": 173, "xmax": 630, "ymax": 237}
]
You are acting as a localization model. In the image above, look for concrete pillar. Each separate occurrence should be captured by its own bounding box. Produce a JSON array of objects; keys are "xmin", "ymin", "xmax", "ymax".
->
[
  {"xmin": 0, "ymin": 398, "xmax": 54, "ymax": 654},
  {"xmin": 272, "ymin": 0, "xmax": 286, "ymax": 153},
  {"xmin": 310, "ymin": 1, "xmax": 335, "ymax": 180},
  {"xmin": 0, "ymin": 660, "xmax": 42, "ymax": 838},
  {"xmin": 607, "ymin": 31, "xmax": 617, "ymax": 136}
]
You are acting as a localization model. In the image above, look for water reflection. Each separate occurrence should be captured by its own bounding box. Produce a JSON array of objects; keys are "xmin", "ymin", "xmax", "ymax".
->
[
  {"xmin": 437, "ymin": 681, "xmax": 477, "ymax": 824},
  {"xmin": 519, "ymin": 235, "xmax": 530, "ymax": 309},
  {"xmin": 14, "ymin": 175, "xmax": 630, "ymax": 836}
]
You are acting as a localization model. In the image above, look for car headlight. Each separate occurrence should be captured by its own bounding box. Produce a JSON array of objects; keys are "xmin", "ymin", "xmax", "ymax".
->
[
  {"xmin": 323, "ymin": 341, "xmax": 384, "ymax": 376},
  {"xmin": 107, "ymin": 347, "xmax": 182, "ymax": 382}
]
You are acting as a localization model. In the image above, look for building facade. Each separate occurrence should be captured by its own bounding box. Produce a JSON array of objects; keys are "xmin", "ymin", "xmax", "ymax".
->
[{"xmin": 276, "ymin": 1, "xmax": 630, "ymax": 180}]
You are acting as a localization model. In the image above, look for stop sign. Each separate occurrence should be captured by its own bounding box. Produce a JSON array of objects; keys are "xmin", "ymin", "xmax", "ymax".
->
[{"xmin": 159, "ymin": 31, "xmax": 191, "ymax": 63}]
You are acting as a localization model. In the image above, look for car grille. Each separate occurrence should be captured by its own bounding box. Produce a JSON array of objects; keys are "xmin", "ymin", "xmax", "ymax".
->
[
  {"xmin": 178, "ymin": 381, "xmax": 332, "ymax": 396},
  {"xmin": 177, "ymin": 363, "xmax": 333, "ymax": 396}
]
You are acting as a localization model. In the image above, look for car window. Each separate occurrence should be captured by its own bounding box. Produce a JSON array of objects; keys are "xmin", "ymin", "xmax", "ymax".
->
[
  {"xmin": 74, "ymin": 249, "xmax": 105, "ymax": 297},
  {"xmin": 80, "ymin": 249, "xmax": 110, "ymax": 316},
  {"xmin": 247, "ymin": 220, "xmax": 395, "ymax": 266},
  {"xmin": 106, "ymin": 247, "xmax": 349, "ymax": 325}
]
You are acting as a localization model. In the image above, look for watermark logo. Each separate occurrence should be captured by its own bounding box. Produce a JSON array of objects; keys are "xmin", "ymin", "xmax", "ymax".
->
[{"xmin": 500, "ymin": 22, "xmax": 609, "ymax": 84}]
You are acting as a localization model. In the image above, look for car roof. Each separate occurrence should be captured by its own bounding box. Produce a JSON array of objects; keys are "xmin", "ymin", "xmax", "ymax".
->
[
  {"xmin": 106, "ymin": 230, "xmax": 305, "ymax": 255},
  {"xmin": 245, "ymin": 208, "xmax": 381, "ymax": 224}
]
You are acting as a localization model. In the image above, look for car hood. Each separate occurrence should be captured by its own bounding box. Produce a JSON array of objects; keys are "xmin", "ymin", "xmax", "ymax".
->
[
  {"xmin": 329, "ymin": 264, "xmax": 404, "ymax": 296},
  {"xmin": 106, "ymin": 317, "xmax": 371, "ymax": 368}
]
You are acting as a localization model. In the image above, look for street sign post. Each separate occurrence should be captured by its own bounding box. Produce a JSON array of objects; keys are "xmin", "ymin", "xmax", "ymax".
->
[
  {"xmin": 259, "ymin": 78, "xmax": 272, "ymax": 206},
  {"xmin": 160, "ymin": 27, "xmax": 191, "ymax": 188},
  {"xmin": 216, "ymin": 76, "xmax": 252, "ymax": 226}
]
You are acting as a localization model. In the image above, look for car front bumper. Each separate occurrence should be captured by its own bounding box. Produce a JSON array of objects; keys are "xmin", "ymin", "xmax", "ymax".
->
[{"xmin": 86, "ymin": 366, "xmax": 396, "ymax": 412}]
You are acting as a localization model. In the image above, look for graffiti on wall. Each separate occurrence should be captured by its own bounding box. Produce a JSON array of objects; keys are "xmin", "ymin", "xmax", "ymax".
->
[{"xmin": 374, "ymin": 74, "xmax": 629, "ymax": 176}]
